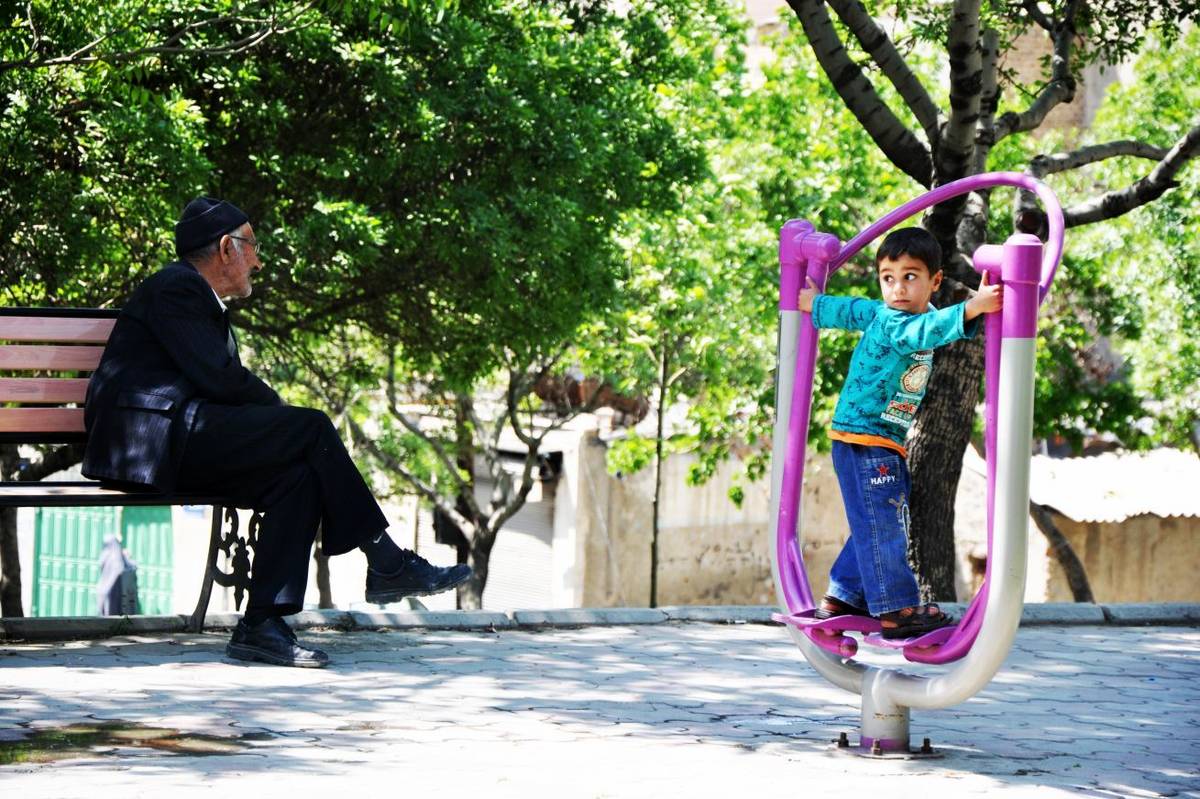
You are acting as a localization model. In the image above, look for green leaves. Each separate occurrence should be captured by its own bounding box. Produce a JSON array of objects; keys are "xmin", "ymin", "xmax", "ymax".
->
[
  {"xmin": 1016, "ymin": 25, "xmax": 1200, "ymax": 451},
  {"xmin": 190, "ymin": 1, "xmax": 717, "ymax": 389}
]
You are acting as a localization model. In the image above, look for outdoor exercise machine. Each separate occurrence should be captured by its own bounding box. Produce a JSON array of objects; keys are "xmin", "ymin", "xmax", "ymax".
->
[{"xmin": 769, "ymin": 172, "xmax": 1065, "ymax": 754}]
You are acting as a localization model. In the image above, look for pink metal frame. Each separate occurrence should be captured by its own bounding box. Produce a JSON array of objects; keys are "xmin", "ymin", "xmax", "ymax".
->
[{"xmin": 772, "ymin": 172, "xmax": 1064, "ymax": 664}]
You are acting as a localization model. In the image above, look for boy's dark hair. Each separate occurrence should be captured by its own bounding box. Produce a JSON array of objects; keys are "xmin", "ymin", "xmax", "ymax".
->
[{"xmin": 874, "ymin": 227, "xmax": 942, "ymax": 274}]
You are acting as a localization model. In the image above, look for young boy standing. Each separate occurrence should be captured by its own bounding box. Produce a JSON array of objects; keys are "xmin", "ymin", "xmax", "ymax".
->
[{"xmin": 797, "ymin": 227, "xmax": 1002, "ymax": 639}]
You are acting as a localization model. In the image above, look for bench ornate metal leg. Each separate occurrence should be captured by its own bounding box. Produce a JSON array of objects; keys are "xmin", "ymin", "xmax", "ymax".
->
[{"xmin": 188, "ymin": 505, "xmax": 261, "ymax": 632}]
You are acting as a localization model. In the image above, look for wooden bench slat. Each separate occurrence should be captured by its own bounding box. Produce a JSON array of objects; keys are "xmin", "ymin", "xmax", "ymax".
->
[
  {"xmin": 0, "ymin": 377, "xmax": 89, "ymax": 403},
  {"xmin": 0, "ymin": 407, "xmax": 84, "ymax": 433},
  {"xmin": 0, "ymin": 482, "xmax": 229, "ymax": 507},
  {"xmin": 0, "ymin": 316, "xmax": 115, "ymax": 343},
  {"xmin": 0, "ymin": 345, "xmax": 105, "ymax": 370}
]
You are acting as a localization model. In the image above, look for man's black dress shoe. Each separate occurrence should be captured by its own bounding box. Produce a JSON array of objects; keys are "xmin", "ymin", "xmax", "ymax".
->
[
  {"xmin": 226, "ymin": 616, "xmax": 329, "ymax": 668},
  {"xmin": 365, "ymin": 550, "xmax": 472, "ymax": 604}
]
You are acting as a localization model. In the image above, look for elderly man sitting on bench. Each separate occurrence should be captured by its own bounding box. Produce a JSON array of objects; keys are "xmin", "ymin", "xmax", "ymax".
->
[{"xmin": 82, "ymin": 196, "xmax": 470, "ymax": 668}]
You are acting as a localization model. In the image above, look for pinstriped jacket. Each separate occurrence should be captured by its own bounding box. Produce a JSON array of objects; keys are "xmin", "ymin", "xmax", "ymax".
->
[{"xmin": 82, "ymin": 261, "xmax": 280, "ymax": 491}]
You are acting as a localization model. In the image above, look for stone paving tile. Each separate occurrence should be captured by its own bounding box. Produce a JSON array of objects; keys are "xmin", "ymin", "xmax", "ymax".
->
[{"xmin": 0, "ymin": 622, "xmax": 1197, "ymax": 798}]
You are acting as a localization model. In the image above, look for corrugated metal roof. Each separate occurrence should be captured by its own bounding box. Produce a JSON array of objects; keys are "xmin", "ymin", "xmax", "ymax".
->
[{"xmin": 1026, "ymin": 448, "xmax": 1200, "ymax": 523}]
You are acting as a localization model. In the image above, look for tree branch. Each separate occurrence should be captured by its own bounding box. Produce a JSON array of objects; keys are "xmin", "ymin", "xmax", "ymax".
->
[
  {"xmin": 0, "ymin": 3, "xmax": 317, "ymax": 73},
  {"xmin": 345, "ymin": 415, "xmax": 473, "ymax": 532},
  {"xmin": 972, "ymin": 28, "xmax": 1001, "ymax": 175},
  {"xmin": 505, "ymin": 345, "xmax": 568, "ymax": 448},
  {"xmin": 785, "ymin": 0, "xmax": 932, "ymax": 186},
  {"xmin": 464, "ymin": 393, "xmax": 513, "ymax": 501},
  {"xmin": 1062, "ymin": 120, "xmax": 1200, "ymax": 227},
  {"xmin": 388, "ymin": 396, "xmax": 470, "ymax": 495},
  {"xmin": 958, "ymin": 28, "xmax": 999, "ymax": 257},
  {"xmin": 1030, "ymin": 140, "xmax": 1171, "ymax": 176},
  {"xmin": 486, "ymin": 459, "xmax": 538, "ymax": 534},
  {"xmin": 55, "ymin": 1, "xmax": 154, "ymax": 66},
  {"xmin": 1030, "ymin": 502, "xmax": 1095, "ymax": 603},
  {"xmin": 995, "ymin": 0, "xmax": 1079, "ymax": 141},
  {"xmin": 376, "ymin": 348, "xmax": 472, "ymax": 501},
  {"xmin": 25, "ymin": 2, "xmax": 42, "ymax": 56},
  {"xmin": 452, "ymin": 395, "xmax": 484, "ymax": 521},
  {"xmin": 827, "ymin": 0, "xmax": 941, "ymax": 144},
  {"xmin": 506, "ymin": 373, "xmax": 540, "ymax": 450},
  {"xmin": 956, "ymin": 190, "xmax": 991, "ymax": 263},
  {"xmin": 938, "ymin": 0, "xmax": 984, "ymax": 182},
  {"xmin": 1021, "ymin": 0, "xmax": 1054, "ymax": 31}
]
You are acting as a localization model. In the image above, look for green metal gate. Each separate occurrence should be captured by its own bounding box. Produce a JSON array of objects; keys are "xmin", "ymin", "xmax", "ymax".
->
[{"xmin": 32, "ymin": 506, "xmax": 175, "ymax": 616}]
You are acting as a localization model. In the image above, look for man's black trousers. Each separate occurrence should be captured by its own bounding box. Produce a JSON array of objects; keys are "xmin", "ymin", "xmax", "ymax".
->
[{"xmin": 176, "ymin": 404, "xmax": 388, "ymax": 615}]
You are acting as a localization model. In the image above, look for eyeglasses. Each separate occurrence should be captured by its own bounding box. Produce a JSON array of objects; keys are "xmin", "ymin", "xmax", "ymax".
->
[{"xmin": 228, "ymin": 234, "xmax": 261, "ymax": 256}]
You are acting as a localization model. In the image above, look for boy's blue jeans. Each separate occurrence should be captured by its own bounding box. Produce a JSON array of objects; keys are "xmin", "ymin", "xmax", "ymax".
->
[{"xmin": 826, "ymin": 440, "xmax": 921, "ymax": 616}]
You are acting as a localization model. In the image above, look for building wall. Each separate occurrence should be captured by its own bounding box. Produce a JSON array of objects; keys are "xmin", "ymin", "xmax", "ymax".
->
[
  {"xmin": 575, "ymin": 437, "xmax": 1200, "ymax": 609},
  {"xmin": 575, "ymin": 431, "xmax": 854, "ymax": 607},
  {"xmin": 1040, "ymin": 513, "xmax": 1200, "ymax": 603},
  {"xmin": 576, "ymin": 432, "xmax": 653, "ymax": 607},
  {"xmin": 1001, "ymin": 30, "xmax": 1125, "ymax": 133},
  {"xmin": 170, "ymin": 506, "xmax": 213, "ymax": 614}
]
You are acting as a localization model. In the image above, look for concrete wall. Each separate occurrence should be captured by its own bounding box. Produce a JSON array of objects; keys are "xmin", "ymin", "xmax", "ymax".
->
[
  {"xmin": 574, "ymin": 438, "xmax": 1190, "ymax": 609},
  {"xmin": 170, "ymin": 506, "xmax": 213, "ymax": 614},
  {"xmin": 1038, "ymin": 513, "xmax": 1200, "ymax": 603},
  {"xmin": 1001, "ymin": 30, "xmax": 1124, "ymax": 132},
  {"xmin": 574, "ymin": 432, "xmax": 852, "ymax": 607},
  {"xmin": 576, "ymin": 432, "xmax": 653, "ymax": 607}
]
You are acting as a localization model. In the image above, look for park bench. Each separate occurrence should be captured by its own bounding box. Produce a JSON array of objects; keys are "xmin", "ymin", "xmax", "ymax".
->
[{"xmin": 0, "ymin": 307, "xmax": 257, "ymax": 631}]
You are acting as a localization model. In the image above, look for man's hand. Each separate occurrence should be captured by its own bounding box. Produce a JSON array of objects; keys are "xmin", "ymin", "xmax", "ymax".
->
[
  {"xmin": 965, "ymin": 271, "xmax": 1002, "ymax": 321},
  {"xmin": 798, "ymin": 276, "xmax": 820, "ymax": 313}
]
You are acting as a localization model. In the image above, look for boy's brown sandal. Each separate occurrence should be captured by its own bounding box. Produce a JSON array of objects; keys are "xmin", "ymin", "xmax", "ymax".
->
[{"xmin": 878, "ymin": 604, "xmax": 954, "ymax": 640}]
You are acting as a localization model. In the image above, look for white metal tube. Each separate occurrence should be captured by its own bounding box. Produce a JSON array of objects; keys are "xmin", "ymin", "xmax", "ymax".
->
[
  {"xmin": 768, "ymin": 312, "xmax": 798, "ymax": 603},
  {"xmin": 771, "ymin": 310, "xmax": 864, "ymax": 693}
]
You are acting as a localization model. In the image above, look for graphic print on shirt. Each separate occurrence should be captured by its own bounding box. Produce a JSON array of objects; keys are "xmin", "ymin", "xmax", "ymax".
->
[
  {"xmin": 900, "ymin": 362, "xmax": 930, "ymax": 393},
  {"xmin": 881, "ymin": 350, "xmax": 932, "ymax": 429}
]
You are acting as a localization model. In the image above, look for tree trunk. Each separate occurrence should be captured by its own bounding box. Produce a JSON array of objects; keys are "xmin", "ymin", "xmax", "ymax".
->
[
  {"xmin": 0, "ymin": 506, "xmax": 22, "ymax": 617},
  {"xmin": 906, "ymin": 333, "xmax": 985, "ymax": 601},
  {"xmin": 314, "ymin": 527, "xmax": 333, "ymax": 609},
  {"xmin": 649, "ymin": 340, "xmax": 669, "ymax": 608},
  {"xmin": 1029, "ymin": 502, "xmax": 1095, "ymax": 603},
  {"xmin": 0, "ymin": 445, "xmax": 22, "ymax": 617},
  {"xmin": 452, "ymin": 395, "xmax": 478, "ymax": 611},
  {"xmin": 450, "ymin": 519, "xmax": 470, "ymax": 612},
  {"xmin": 460, "ymin": 529, "xmax": 491, "ymax": 611}
]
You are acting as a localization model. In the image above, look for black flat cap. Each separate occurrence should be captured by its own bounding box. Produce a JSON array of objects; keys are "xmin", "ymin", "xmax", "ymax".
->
[{"xmin": 174, "ymin": 196, "xmax": 249, "ymax": 257}]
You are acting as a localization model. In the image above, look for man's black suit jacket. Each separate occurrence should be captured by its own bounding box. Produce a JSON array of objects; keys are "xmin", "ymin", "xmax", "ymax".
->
[{"xmin": 83, "ymin": 261, "xmax": 280, "ymax": 491}]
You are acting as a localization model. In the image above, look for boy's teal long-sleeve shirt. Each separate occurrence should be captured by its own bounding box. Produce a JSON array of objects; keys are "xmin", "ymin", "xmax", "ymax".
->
[{"xmin": 811, "ymin": 294, "xmax": 980, "ymax": 451}]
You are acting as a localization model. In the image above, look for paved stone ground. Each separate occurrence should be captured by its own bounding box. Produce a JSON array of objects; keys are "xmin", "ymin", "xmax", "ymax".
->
[{"xmin": 1, "ymin": 622, "xmax": 1197, "ymax": 798}]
